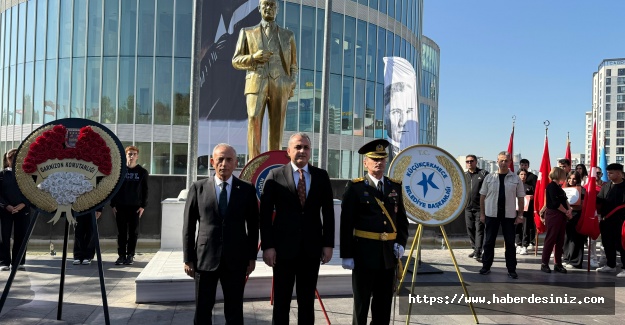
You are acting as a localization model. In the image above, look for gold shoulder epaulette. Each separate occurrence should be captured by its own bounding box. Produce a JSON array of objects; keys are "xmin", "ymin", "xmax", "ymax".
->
[
  {"xmin": 388, "ymin": 176, "xmax": 402, "ymax": 184},
  {"xmin": 352, "ymin": 177, "xmax": 365, "ymax": 183}
]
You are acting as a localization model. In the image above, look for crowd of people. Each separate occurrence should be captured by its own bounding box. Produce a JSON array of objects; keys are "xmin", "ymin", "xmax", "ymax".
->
[
  {"xmin": 5, "ymin": 138, "xmax": 625, "ymax": 324},
  {"xmin": 465, "ymin": 153, "xmax": 625, "ymax": 278}
]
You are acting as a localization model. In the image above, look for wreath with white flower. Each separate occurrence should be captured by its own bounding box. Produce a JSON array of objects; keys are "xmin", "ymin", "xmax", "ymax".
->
[{"xmin": 14, "ymin": 120, "xmax": 123, "ymax": 225}]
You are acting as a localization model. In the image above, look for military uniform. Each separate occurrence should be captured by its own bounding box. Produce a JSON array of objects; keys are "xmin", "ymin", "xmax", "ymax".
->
[{"xmin": 340, "ymin": 139, "xmax": 409, "ymax": 325}]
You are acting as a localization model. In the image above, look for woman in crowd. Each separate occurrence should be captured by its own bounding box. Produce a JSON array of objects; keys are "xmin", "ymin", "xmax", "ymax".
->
[
  {"xmin": 540, "ymin": 167, "xmax": 572, "ymax": 273},
  {"xmin": 562, "ymin": 171, "xmax": 587, "ymax": 269},
  {"xmin": 576, "ymin": 164, "xmax": 589, "ymax": 186},
  {"xmin": 516, "ymin": 169, "xmax": 535, "ymax": 255},
  {"xmin": 73, "ymin": 207, "xmax": 103, "ymax": 265},
  {"xmin": 0, "ymin": 149, "xmax": 30, "ymax": 271}
]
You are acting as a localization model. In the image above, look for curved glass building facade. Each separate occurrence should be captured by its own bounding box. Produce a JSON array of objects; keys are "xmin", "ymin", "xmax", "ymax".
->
[
  {"xmin": 0, "ymin": 0, "xmax": 439, "ymax": 179},
  {"xmin": 419, "ymin": 35, "xmax": 439, "ymax": 146}
]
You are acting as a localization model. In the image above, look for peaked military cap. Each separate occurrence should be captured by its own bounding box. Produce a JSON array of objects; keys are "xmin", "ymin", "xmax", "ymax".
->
[{"xmin": 358, "ymin": 139, "xmax": 389, "ymax": 159}]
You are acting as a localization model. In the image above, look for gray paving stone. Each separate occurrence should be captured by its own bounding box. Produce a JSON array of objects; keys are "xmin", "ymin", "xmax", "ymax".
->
[{"xmin": 1, "ymin": 248, "xmax": 625, "ymax": 324}]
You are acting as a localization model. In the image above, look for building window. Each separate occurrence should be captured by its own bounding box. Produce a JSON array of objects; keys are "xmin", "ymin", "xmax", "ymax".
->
[
  {"xmin": 618, "ymin": 148, "xmax": 625, "ymax": 155},
  {"xmin": 607, "ymin": 95, "xmax": 611, "ymax": 102},
  {"xmin": 618, "ymin": 121, "xmax": 624, "ymax": 128},
  {"xmin": 619, "ymin": 86, "xmax": 625, "ymax": 93},
  {"xmin": 607, "ymin": 87, "xmax": 612, "ymax": 94},
  {"xmin": 617, "ymin": 156, "xmax": 624, "ymax": 163},
  {"xmin": 606, "ymin": 130, "xmax": 611, "ymax": 137},
  {"xmin": 605, "ymin": 138, "xmax": 611, "ymax": 146},
  {"xmin": 607, "ymin": 78, "xmax": 612, "ymax": 85},
  {"xmin": 605, "ymin": 147, "xmax": 611, "ymax": 154},
  {"xmin": 619, "ymin": 95, "xmax": 625, "ymax": 102},
  {"xmin": 619, "ymin": 103, "xmax": 625, "ymax": 111},
  {"xmin": 617, "ymin": 138, "xmax": 624, "ymax": 146},
  {"xmin": 619, "ymin": 77, "xmax": 625, "ymax": 85},
  {"xmin": 619, "ymin": 69, "xmax": 625, "ymax": 76},
  {"xmin": 606, "ymin": 112, "xmax": 611, "ymax": 120},
  {"xmin": 607, "ymin": 69, "xmax": 612, "ymax": 76},
  {"xmin": 605, "ymin": 121, "xmax": 610, "ymax": 128},
  {"xmin": 618, "ymin": 112, "xmax": 625, "ymax": 120},
  {"xmin": 618, "ymin": 130, "xmax": 625, "ymax": 137},
  {"xmin": 607, "ymin": 103, "xmax": 611, "ymax": 111}
]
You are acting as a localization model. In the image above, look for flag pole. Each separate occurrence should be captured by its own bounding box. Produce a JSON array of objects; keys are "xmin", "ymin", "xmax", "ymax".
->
[
  {"xmin": 536, "ymin": 120, "xmax": 550, "ymax": 256},
  {"xmin": 508, "ymin": 115, "xmax": 516, "ymax": 171}
]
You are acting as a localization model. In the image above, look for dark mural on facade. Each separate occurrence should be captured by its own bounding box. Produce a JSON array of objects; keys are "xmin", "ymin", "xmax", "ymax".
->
[{"xmin": 199, "ymin": 0, "xmax": 260, "ymax": 121}]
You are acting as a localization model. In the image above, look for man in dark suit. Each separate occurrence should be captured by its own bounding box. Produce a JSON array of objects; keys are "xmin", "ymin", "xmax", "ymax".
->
[
  {"xmin": 259, "ymin": 132, "xmax": 334, "ymax": 325},
  {"xmin": 232, "ymin": 0, "xmax": 298, "ymax": 159},
  {"xmin": 183, "ymin": 143, "xmax": 259, "ymax": 325},
  {"xmin": 340, "ymin": 139, "xmax": 409, "ymax": 325}
]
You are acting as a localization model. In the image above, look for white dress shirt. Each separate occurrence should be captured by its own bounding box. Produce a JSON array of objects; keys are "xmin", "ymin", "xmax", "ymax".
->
[
  {"xmin": 368, "ymin": 174, "xmax": 384, "ymax": 192},
  {"xmin": 214, "ymin": 175, "xmax": 234, "ymax": 205}
]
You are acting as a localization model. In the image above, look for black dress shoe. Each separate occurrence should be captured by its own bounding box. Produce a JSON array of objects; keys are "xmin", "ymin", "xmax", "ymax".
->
[
  {"xmin": 541, "ymin": 264, "xmax": 551, "ymax": 273},
  {"xmin": 508, "ymin": 271, "xmax": 518, "ymax": 279},
  {"xmin": 479, "ymin": 268, "xmax": 491, "ymax": 275},
  {"xmin": 468, "ymin": 252, "xmax": 475, "ymax": 258},
  {"xmin": 554, "ymin": 264, "xmax": 567, "ymax": 274}
]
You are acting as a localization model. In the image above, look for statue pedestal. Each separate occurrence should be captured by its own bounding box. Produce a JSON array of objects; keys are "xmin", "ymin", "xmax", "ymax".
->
[
  {"xmin": 136, "ymin": 198, "xmax": 346, "ymax": 303},
  {"xmin": 160, "ymin": 198, "xmax": 186, "ymax": 249}
]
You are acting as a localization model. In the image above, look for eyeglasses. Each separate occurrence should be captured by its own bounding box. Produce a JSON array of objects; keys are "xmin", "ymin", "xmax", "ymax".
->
[{"xmin": 465, "ymin": 160, "xmax": 475, "ymax": 163}]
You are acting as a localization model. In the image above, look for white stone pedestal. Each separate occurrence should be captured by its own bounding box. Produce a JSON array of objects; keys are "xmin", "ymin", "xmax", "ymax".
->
[{"xmin": 160, "ymin": 198, "xmax": 186, "ymax": 249}]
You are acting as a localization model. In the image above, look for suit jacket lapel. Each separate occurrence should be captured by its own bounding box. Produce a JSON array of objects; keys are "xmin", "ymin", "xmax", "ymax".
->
[
  {"xmin": 383, "ymin": 177, "xmax": 391, "ymax": 198},
  {"xmin": 207, "ymin": 176, "xmax": 219, "ymax": 217},
  {"xmin": 227, "ymin": 177, "xmax": 240, "ymax": 215},
  {"xmin": 283, "ymin": 164, "xmax": 298, "ymax": 197},
  {"xmin": 365, "ymin": 174, "xmax": 384, "ymax": 199},
  {"xmin": 305, "ymin": 165, "xmax": 317, "ymax": 207},
  {"xmin": 251, "ymin": 24, "xmax": 262, "ymax": 51},
  {"xmin": 276, "ymin": 26, "xmax": 289, "ymax": 76}
]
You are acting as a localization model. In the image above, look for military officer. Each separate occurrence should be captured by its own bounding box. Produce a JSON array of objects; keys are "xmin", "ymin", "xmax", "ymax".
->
[{"xmin": 340, "ymin": 139, "xmax": 409, "ymax": 325}]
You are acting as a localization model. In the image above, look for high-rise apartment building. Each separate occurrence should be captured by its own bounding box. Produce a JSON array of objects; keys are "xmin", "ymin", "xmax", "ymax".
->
[{"xmin": 588, "ymin": 58, "xmax": 625, "ymax": 165}]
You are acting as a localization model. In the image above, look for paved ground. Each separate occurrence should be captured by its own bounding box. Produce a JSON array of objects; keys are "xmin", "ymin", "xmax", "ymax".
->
[{"xmin": 1, "ymin": 245, "xmax": 624, "ymax": 324}]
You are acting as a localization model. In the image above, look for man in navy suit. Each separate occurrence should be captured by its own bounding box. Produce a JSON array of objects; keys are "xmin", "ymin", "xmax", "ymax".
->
[
  {"xmin": 183, "ymin": 143, "xmax": 259, "ymax": 325},
  {"xmin": 260, "ymin": 132, "xmax": 335, "ymax": 325}
]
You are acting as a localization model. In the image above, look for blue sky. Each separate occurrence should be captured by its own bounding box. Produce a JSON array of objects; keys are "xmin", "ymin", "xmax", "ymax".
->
[{"xmin": 423, "ymin": 0, "xmax": 625, "ymax": 167}]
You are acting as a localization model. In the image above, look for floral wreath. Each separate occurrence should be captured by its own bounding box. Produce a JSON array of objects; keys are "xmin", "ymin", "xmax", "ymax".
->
[{"xmin": 15, "ymin": 122, "xmax": 123, "ymax": 225}]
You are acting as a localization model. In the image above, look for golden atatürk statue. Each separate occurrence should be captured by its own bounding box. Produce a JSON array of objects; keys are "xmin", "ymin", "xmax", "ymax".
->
[{"xmin": 232, "ymin": 0, "xmax": 298, "ymax": 159}]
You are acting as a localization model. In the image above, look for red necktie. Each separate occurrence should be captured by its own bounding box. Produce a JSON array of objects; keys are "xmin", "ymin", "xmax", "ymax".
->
[{"xmin": 297, "ymin": 169, "xmax": 306, "ymax": 206}]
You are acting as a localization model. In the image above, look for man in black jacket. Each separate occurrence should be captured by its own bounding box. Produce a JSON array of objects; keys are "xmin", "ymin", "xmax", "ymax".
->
[
  {"xmin": 111, "ymin": 146, "xmax": 149, "ymax": 266},
  {"xmin": 260, "ymin": 132, "xmax": 334, "ymax": 325},
  {"xmin": 183, "ymin": 143, "xmax": 259, "ymax": 324},
  {"xmin": 464, "ymin": 154, "xmax": 488, "ymax": 261},
  {"xmin": 596, "ymin": 163, "xmax": 625, "ymax": 276},
  {"xmin": 518, "ymin": 159, "xmax": 537, "ymax": 188}
]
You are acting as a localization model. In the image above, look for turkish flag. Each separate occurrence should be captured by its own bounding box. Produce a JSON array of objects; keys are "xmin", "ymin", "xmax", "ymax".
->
[
  {"xmin": 578, "ymin": 120, "xmax": 600, "ymax": 239},
  {"xmin": 507, "ymin": 125, "xmax": 514, "ymax": 171},
  {"xmin": 534, "ymin": 135, "xmax": 551, "ymax": 234},
  {"xmin": 565, "ymin": 135, "xmax": 571, "ymax": 161}
]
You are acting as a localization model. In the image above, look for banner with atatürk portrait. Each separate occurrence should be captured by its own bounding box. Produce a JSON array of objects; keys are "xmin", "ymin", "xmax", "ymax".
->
[{"xmin": 383, "ymin": 57, "xmax": 419, "ymax": 161}]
